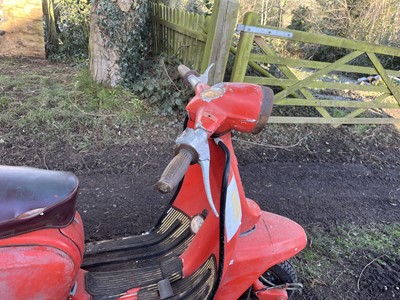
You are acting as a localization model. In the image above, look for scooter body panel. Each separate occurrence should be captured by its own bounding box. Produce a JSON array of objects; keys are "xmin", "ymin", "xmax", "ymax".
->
[
  {"xmin": 71, "ymin": 269, "xmax": 92, "ymax": 300},
  {"xmin": 215, "ymin": 211, "xmax": 307, "ymax": 299},
  {"xmin": 0, "ymin": 245, "xmax": 76, "ymax": 299},
  {"xmin": 173, "ymin": 129, "xmax": 306, "ymax": 299},
  {"xmin": 60, "ymin": 212, "xmax": 85, "ymax": 257},
  {"xmin": 175, "ymin": 140, "xmax": 224, "ymax": 277},
  {"xmin": 0, "ymin": 213, "xmax": 84, "ymax": 300}
]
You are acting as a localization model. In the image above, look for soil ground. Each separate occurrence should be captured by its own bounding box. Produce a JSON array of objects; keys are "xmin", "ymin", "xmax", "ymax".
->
[{"xmin": 0, "ymin": 58, "xmax": 399, "ymax": 299}]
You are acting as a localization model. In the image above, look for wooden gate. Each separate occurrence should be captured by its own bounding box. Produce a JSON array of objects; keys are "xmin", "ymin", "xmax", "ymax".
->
[{"xmin": 231, "ymin": 12, "xmax": 400, "ymax": 125}]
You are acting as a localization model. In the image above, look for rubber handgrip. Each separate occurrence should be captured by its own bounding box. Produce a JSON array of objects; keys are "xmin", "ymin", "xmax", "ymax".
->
[
  {"xmin": 178, "ymin": 65, "xmax": 191, "ymax": 79},
  {"xmin": 157, "ymin": 148, "xmax": 194, "ymax": 194},
  {"xmin": 178, "ymin": 65, "xmax": 200, "ymax": 88}
]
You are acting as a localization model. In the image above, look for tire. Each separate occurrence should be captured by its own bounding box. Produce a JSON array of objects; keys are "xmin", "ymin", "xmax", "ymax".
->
[{"xmin": 238, "ymin": 260, "xmax": 298, "ymax": 300}]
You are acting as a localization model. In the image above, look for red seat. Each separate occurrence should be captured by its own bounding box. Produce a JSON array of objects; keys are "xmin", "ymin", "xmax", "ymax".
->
[{"xmin": 0, "ymin": 166, "xmax": 79, "ymax": 238}]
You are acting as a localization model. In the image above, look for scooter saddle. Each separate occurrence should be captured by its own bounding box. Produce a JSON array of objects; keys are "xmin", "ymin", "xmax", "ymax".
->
[{"xmin": 0, "ymin": 166, "xmax": 79, "ymax": 238}]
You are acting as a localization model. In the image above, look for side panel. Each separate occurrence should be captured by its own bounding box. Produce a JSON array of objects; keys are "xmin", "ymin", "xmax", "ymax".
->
[
  {"xmin": 215, "ymin": 211, "xmax": 307, "ymax": 299},
  {"xmin": 0, "ymin": 220, "xmax": 84, "ymax": 276},
  {"xmin": 0, "ymin": 246, "xmax": 75, "ymax": 299},
  {"xmin": 0, "ymin": 217, "xmax": 84, "ymax": 299},
  {"xmin": 60, "ymin": 212, "xmax": 85, "ymax": 258},
  {"xmin": 71, "ymin": 269, "xmax": 92, "ymax": 300}
]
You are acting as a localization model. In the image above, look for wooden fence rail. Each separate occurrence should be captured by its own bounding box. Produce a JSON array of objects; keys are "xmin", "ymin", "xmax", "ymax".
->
[
  {"xmin": 149, "ymin": 2, "xmax": 208, "ymax": 71},
  {"xmin": 149, "ymin": 0, "xmax": 238, "ymax": 85},
  {"xmin": 231, "ymin": 12, "xmax": 400, "ymax": 125}
]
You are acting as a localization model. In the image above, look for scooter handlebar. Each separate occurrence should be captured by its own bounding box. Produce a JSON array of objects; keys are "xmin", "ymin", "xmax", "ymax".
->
[
  {"xmin": 178, "ymin": 65, "xmax": 191, "ymax": 78},
  {"xmin": 156, "ymin": 148, "xmax": 196, "ymax": 194},
  {"xmin": 178, "ymin": 64, "xmax": 201, "ymax": 89}
]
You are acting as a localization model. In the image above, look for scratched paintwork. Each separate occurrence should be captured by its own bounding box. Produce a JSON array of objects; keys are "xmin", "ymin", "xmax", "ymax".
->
[
  {"xmin": 0, "ymin": 246, "xmax": 75, "ymax": 299},
  {"xmin": 200, "ymin": 86, "xmax": 226, "ymax": 102}
]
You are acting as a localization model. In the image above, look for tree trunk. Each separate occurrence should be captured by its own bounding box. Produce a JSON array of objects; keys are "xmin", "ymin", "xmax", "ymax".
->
[
  {"xmin": 42, "ymin": 0, "xmax": 59, "ymax": 47},
  {"xmin": 89, "ymin": 0, "xmax": 146, "ymax": 87},
  {"xmin": 89, "ymin": 3, "xmax": 120, "ymax": 87}
]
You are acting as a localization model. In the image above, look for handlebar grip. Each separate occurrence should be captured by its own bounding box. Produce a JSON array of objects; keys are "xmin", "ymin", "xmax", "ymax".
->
[
  {"xmin": 178, "ymin": 65, "xmax": 200, "ymax": 88},
  {"xmin": 178, "ymin": 65, "xmax": 191, "ymax": 79},
  {"xmin": 157, "ymin": 148, "xmax": 195, "ymax": 194}
]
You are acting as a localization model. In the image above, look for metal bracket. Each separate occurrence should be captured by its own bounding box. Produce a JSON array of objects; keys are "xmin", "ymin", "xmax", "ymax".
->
[{"xmin": 235, "ymin": 24, "xmax": 293, "ymax": 39}]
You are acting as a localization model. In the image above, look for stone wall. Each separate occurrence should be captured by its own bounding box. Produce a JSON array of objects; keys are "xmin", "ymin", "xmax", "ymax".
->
[{"xmin": 0, "ymin": 0, "xmax": 45, "ymax": 58}]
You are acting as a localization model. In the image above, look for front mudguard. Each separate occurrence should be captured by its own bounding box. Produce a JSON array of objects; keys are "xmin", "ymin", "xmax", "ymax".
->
[{"xmin": 215, "ymin": 210, "xmax": 307, "ymax": 299}]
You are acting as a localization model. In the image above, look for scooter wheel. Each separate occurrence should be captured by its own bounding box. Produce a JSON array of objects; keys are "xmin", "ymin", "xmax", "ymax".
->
[
  {"xmin": 239, "ymin": 260, "xmax": 298, "ymax": 300},
  {"xmin": 261, "ymin": 260, "xmax": 298, "ymax": 298}
]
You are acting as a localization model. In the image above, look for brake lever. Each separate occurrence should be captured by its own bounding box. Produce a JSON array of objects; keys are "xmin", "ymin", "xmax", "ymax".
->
[
  {"xmin": 198, "ymin": 63, "xmax": 215, "ymax": 85},
  {"xmin": 198, "ymin": 151, "xmax": 219, "ymax": 218},
  {"xmin": 175, "ymin": 128, "xmax": 219, "ymax": 217}
]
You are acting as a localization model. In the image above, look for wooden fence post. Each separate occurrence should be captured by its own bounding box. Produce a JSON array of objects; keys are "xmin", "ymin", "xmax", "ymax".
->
[
  {"xmin": 230, "ymin": 12, "xmax": 258, "ymax": 82},
  {"xmin": 201, "ymin": 0, "xmax": 239, "ymax": 85}
]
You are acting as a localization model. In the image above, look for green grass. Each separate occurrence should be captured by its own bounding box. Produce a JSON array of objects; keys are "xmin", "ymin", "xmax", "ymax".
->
[
  {"xmin": 354, "ymin": 123, "xmax": 376, "ymax": 134},
  {"xmin": 329, "ymin": 107, "xmax": 350, "ymax": 118},
  {"xmin": 0, "ymin": 65, "xmax": 145, "ymax": 149},
  {"xmin": 293, "ymin": 223, "xmax": 400, "ymax": 285}
]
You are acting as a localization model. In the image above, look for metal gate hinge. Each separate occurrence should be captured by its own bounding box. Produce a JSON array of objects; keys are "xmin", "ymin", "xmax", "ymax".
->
[{"xmin": 235, "ymin": 24, "xmax": 293, "ymax": 39}]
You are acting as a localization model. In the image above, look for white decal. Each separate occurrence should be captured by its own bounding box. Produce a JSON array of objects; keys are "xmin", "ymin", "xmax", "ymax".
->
[{"xmin": 225, "ymin": 176, "xmax": 242, "ymax": 242}]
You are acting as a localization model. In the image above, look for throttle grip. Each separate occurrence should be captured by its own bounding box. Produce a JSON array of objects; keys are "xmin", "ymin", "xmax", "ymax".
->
[
  {"xmin": 177, "ymin": 64, "xmax": 200, "ymax": 88},
  {"xmin": 178, "ymin": 65, "xmax": 191, "ymax": 78},
  {"xmin": 156, "ymin": 148, "xmax": 196, "ymax": 194}
]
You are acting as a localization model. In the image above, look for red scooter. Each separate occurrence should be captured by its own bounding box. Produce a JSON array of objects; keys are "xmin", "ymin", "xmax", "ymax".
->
[{"xmin": 0, "ymin": 65, "xmax": 307, "ymax": 300}]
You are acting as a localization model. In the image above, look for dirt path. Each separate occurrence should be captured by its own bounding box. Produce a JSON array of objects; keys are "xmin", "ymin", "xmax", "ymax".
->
[
  {"xmin": 78, "ymin": 160, "xmax": 400, "ymax": 240},
  {"xmin": 242, "ymin": 162, "xmax": 400, "ymax": 226}
]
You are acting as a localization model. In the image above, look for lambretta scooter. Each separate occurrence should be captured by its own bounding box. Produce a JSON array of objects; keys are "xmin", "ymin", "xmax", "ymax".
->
[{"xmin": 0, "ymin": 65, "xmax": 307, "ymax": 300}]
